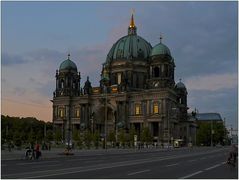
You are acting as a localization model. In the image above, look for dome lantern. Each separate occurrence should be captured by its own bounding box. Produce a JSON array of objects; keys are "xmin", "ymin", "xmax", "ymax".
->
[{"xmin": 128, "ymin": 13, "xmax": 137, "ymax": 35}]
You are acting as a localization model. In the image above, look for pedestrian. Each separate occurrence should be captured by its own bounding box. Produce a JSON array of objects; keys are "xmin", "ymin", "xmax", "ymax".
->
[
  {"xmin": 227, "ymin": 144, "xmax": 238, "ymax": 165},
  {"xmin": 35, "ymin": 142, "xmax": 41, "ymax": 159}
]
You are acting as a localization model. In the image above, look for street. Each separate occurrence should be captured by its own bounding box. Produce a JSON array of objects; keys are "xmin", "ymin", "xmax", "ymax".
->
[{"xmin": 1, "ymin": 147, "xmax": 238, "ymax": 179}]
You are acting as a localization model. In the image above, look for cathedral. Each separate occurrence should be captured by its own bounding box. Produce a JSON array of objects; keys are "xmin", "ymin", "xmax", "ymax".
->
[{"xmin": 52, "ymin": 14, "xmax": 197, "ymax": 146}]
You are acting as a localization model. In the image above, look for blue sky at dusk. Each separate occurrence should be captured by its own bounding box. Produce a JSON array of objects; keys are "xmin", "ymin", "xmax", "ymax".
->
[{"xmin": 1, "ymin": 1, "xmax": 238, "ymax": 130}]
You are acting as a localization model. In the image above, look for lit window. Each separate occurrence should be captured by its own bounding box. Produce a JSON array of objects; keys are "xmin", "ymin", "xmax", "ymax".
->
[
  {"xmin": 76, "ymin": 109, "xmax": 80, "ymax": 118},
  {"xmin": 117, "ymin": 73, "xmax": 122, "ymax": 84},
  {"xmin": 59, "ymin": 109, "xmax": 64, "ymax": 118},
  {"xmin": 135, "ymin": 104, "xmax": 141, "ymax": 115},
  {"xmin": 153, "ymin": 102, "xmax": 159, "ymax": 114}
]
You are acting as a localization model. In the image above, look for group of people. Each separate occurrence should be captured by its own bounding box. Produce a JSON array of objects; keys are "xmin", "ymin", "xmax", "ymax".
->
[
  {"xmin": 25, "ymin": 143, "xmax": 41, "ymax": 160},
  {"xmin": 227, "ymin": 144, "xmax": 238, "ymax": 166}
]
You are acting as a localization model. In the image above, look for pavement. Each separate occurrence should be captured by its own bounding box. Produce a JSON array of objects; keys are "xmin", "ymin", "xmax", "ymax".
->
[
  {"xmin": 1, "ymin": 146, "xmax": 193, "ymax": 160},
  {"xmin": 1, "ymin": 146, "xmax": 238, "ymax": 179}
]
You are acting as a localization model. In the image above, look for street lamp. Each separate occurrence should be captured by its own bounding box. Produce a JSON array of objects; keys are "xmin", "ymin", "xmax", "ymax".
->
[
  {"xmin": 104, "ymin": 85, "xmax": 108, "ymax": 150},
  {"xmin": 210, "ymin": 120, "xmax": 214, "ymax": 147},
  {"xmin": 101, "ymin": 66, "xmax": 109, "ymax": 150},
  {"xmin": 167, "ymin": 101, "xmax": 177, "ymax": 147}
]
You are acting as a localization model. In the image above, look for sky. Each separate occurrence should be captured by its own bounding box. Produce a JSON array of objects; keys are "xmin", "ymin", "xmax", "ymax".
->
[{"xmin": 1, "ymin": 1, "xmax": 238, "ymax": 130}]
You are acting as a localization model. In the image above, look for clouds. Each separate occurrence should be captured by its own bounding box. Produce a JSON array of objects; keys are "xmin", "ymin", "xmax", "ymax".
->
[
  {"xmin": 1, "ymin": 2, "xmax": 237, "ymax": 126},
  {"xmin": 2, "ymin": 53, "xmax": 28, "ymax": 66},
  {"xmin": 185, "ymin": 73, "xmax": 237, "ymax": 91}
]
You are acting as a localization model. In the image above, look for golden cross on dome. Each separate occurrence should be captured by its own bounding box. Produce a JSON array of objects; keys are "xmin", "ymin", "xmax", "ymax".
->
[{"xmin": 130, "ymin": 9, "xmax": 135, "ymax": 28}]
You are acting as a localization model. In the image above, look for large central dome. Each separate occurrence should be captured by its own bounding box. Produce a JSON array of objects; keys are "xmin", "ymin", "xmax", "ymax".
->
[{"xmin": 106, "ymin": 14, "xmax": 152, "ymax": 63}]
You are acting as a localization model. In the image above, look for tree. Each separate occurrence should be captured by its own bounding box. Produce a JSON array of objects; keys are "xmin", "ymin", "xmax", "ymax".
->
[
  {"xmin": 92, "ymin": 131, "xmax": 100, "ymax": 149},
  {"xmin": 83, "ymin": 130, "xmax": 92, "ymax": 149},
  {"xmin": 118, "ymin": 129, "xmax": 126, "ymax": 147},
  {"xmin": 54, "ymin": 128, "xmax": 63, "ymax": 143},
  {"xmin": 108, "ymin": 130, "xmax": 116, "ymax": 144},
  {"xmin": 128, "ymin": 127, "xmax": 137, "ymax": 147},
  {"xmin": 196, "ymin": 121, "xmax": 227, "ymax": 146},
  {"xmin": 140, "ymin": 127, "xmax": 153, "ymax": 145}
]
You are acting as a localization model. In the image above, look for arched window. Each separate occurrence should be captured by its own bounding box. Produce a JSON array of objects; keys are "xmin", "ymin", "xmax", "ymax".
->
[
  {"xmin": 153, "ymin": 102, "xmax": 159, "ymax": 114},
  {"xmin": 154, "ymin": 67, "xmax": 160, "ymax": 77},
  {"xmin": 75, "ymin": 108, "xmax": 80, "ymax": 118},
  {"xmin": 117, "ymin": 73, "xmax": 122, "ymax": 85},
  {"xmin": 59, "ymin": 109, "xmax": 64, "ymax": 118},
  {"xmin": 135, "ymin": 104, "xmax": 141, "ymax": 115},
  {"xmin": 61, "ymin": 80, "xmax": 64, "ymax": 88}
]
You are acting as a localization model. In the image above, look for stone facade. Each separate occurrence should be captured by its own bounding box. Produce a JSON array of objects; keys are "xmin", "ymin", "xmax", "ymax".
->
[{"xmin": 52, "ymin": 15, "xmax": 196, "ymax": 146}]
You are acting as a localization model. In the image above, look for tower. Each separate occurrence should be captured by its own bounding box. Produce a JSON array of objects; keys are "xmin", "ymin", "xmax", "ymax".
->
[{"xmin": 53, "ymin": 54, "xmax": 81, "ymax": 145}]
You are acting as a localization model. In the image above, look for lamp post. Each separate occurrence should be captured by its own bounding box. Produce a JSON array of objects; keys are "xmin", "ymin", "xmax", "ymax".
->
[
  {"xmin": 210, "ymin": 120, "xmax": 214, "ymax": 147},
  {"xmin": 104, "ymin": 85, "xmax": 107, "ymax": 150},
  {"xmin": 167, "ymin": 101, "xmax": 177, "ymax": 147}
]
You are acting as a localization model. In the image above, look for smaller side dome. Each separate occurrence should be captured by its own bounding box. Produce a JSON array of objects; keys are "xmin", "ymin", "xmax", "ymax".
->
[
  {"xmin": 59, "ymin": 54, "xmax": 77, "ymax": 71},
  {"xmin": 175, "ymin": 81, "xmax": 186, "ymax": 90},
  {"xmin": 151, "ymin": 43, "xmax": 171, "ymax": 57}
]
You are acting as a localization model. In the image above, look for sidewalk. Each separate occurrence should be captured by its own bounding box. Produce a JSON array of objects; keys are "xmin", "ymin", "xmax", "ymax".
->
[{"xmin": 1, "ymin": 147, "xmax": 178, "ymax": 160}]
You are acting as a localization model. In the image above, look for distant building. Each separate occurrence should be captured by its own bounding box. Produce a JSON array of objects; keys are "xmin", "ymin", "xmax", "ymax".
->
[
  {"xmin": 51, "ymin": 14, "xmax": 197, "ymax": 146},
  {"xmin": 196, "ymin": 113, "xmax": 223, "ymax": 123}
]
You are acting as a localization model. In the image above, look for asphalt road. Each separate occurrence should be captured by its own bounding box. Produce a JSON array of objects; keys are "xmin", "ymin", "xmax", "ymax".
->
[{"xmin": 1, "ymin": 147, "xmax": 238, "ymax": 179}]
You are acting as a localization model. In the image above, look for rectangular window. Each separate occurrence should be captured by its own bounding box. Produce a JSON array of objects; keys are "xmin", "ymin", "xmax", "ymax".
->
[
  {"xmin": 153, "ymin": 102, "xmax": 159, "ymax": 114},
  {"xmin": 117, "ymin": 73, "xmax": 122, "ymax": 84},
  {"xmin": 59, "ymin": 109, "xmax": 64, "ymax": 118},
  {"xmin": 135, "ymin": 104, "xmax": 141, "ymax": 115},
  {"xmin": 75, "ymin": 109, "xmax": 80, "ymax": 118}
]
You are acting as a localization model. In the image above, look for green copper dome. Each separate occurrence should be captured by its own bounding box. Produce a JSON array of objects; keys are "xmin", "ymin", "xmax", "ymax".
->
[
  {"xmin": 106, "ymin": 35, "xmax": 152, "ymax": 62},
  {"xmin": 151, "ymin": 43, "xmax": 171, "ymax": 57},
  {"xmin": 59, "ymin": 54, "xmax": 77, "ymax": 71},
  {"xmin": 175, "ymin": 81, "xmax": 186, "ymax": 89},
  {"xmin": 106, "ymin": 14, "xmax": 152, "ymax": 63}
]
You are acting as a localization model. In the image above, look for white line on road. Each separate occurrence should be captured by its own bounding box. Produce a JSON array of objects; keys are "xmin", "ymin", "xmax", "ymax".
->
[
  {"xmin": 200, "ymin": 157, "xmax": 206, "ymax": 160},
  {"xmin": 128, "ymin": 169, "xmax": 151, "ymax": 176},
  {"xmin": 3, "ymin": 148, "xmax": 227, "ymax": 179},
  {"xmin": 204, "ymin": 163, "xmax": 223, "ymax": 171},
  {"xmin": 188, "ymin": 159, "xmax": 197, "ymax": 162},
  {"xmin": 17, "ymin": 160, "xmax": 59, "ymax": 165},
  {"xmin": 35, "ymin": 164, "xmax": 62, "ymax": 168},
  {"xmin": 165, "ymin": 163, "xmax": 179, "ymax": 167},
  {"xmin": 180, "ymin": 171, "xmax": 203, "ymax": 179}
]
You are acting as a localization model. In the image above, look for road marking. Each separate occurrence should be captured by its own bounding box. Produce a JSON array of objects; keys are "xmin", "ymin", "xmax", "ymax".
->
[
  {"xmin": 208, "ymin": 155, "xmax": 215, "ymax": 158},
  {"xmin": 180, "ymin": 171, "xmax": 203, "ymax": 179},
  {"xmin": 2, "ymin": 148, "xmax": 227, "ymax": 179},
  {"xmin": 188, "ymin": 159, "xmax": 197, "ymax": 162},
  {"xmin": 85, "ymin": 159, "xmax": 104, "ymax": 163},
  {"xmin": 165, "ymin": 163, "xmax": 179, "ymax": 167},
  {"xmin": 35, "ymin": 164, "xmax": 61, "ymax": 168},
  {"xmin": 200, "ymin": 157, "xmax": 206, "ymax": 160},
  {"xmin": 128, "ymin": 169, "xmax": 150, "ymax": 176},
  {"xmin": 204, "ymin": 163, "xmax": 222, "ymax": 170},
  {"xmin": 17, "ymin": 160, "xmax": 59, "ymax": 165}
]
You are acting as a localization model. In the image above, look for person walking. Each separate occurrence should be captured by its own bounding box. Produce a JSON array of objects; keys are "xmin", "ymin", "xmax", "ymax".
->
[
  {"xmin": 35, "ymin": 143, "xmax": 41, "ymax": 159},
  {"xmin": 227, "ymin": 144, "xmax": 238, "ymax": 166}
]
